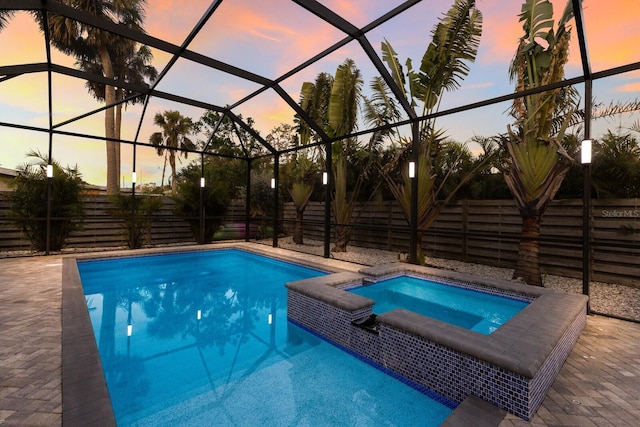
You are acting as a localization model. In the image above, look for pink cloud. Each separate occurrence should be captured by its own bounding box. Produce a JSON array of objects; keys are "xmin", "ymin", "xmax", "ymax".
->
[{"xmin": 616, "ymin": 81, "xmax": 640, "ymax": 93}]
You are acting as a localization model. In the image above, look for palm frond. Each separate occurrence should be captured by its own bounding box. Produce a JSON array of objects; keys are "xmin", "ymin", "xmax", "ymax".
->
[
  {"xmin": 414, "ymin": 0, "xmax": 483, "ymax": 114},
  {"xmin": 381, "ymin": 39, "xmax": 407, "ymax": 99}
]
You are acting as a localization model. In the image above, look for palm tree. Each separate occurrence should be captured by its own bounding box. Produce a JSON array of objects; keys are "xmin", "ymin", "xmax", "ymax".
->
[
  {"xmin": 77, "ymin": 40, "xmax": 158, "ymax": 183},
  {"xmin": 0, "ymin": 10, "xmax": 14, "ymax": 30},
  {"xmin": 149, "ymin": 110, "xmax": 195, "ymax": 194},
  {"xmin": 46, "ymin": 0, "xmax": 147, "ymax": 194},
  {"xmin": 367, "ymin": 0, "xmax": 484, "ymax": 261},
  {"xmin": 503, "ymin": 0, "xmax": 577, "ymax": 286}
]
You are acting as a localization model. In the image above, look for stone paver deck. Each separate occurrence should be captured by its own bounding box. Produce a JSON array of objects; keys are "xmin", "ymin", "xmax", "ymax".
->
[{"xmin": 1, "ymin": 246, "xmax": 639, "ymax": 426}]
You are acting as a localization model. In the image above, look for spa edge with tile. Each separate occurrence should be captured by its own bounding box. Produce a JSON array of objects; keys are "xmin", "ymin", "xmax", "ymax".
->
[{"xmin": 286, "ymin": 262, "xmax": 589, "ymax": 421}]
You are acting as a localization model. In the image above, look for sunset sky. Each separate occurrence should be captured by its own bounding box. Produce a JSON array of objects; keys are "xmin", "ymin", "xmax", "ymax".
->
[{"xmin": 1, "ymin": 0, "xmax": 639, "ymax": 186}]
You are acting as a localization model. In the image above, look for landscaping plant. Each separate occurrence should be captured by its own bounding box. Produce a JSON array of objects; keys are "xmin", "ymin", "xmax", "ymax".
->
[
  {"xmin": 6, "ymin": 150, "xmax": 84, "ymax": 252},
  {"xmin": 108, "ymin": 192, "xmax": 162, "ymax": 249}
]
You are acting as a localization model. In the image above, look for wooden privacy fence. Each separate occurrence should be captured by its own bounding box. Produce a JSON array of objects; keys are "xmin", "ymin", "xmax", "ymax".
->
[
  {"xmin": 1, "ymin": 191, "xmax": 638, "ymax": 286},
  {"xmin": 283, "ymin": 199, "xmax": 640, "ymax": 287},
  {"xmin": 0, "ymin": 194, "xmax": 248, "ymax": 251}
]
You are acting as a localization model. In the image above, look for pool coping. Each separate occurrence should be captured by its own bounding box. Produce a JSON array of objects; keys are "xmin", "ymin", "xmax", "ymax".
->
[
  {"xmin": 62, "ymin": 256, "xmax": 116, "ymax": 426},
  {"xmin": 60, "ymin": 242, "xmax": 355, "ymax": 426}
]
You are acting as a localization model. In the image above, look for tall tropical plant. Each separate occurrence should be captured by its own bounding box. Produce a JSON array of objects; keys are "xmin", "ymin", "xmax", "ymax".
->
[
  {"xmin": 295, "ymin": 72, "xmax": 333, "ymax": 147},
  {"xmin": 291, "ymin": 74, "xmax": 333, "ymax": 245},
  {"xmin": 368, "ymin": 0, "xmax": 484, "ymax": 260},
  {"xmin": 328, "ymin": 59, "xmax": 365, "ymax": 252},
  {"xmin": 45, "ymin": 0, "xmax": 148, "ymax": 194},
  {"xmin": 295, "ymin": 59, "xmax": 365, "ymax": 252},
  {"xmin": 149, "ymin": 110, "xmax": 195, "ymax": 194},
  {"xmin": 0, "ymin": 10, "xmax": 14, "ymax": 30},
  {"xmin": 288, "ymin": 155, "xmax": 317, "ymax": 244},
  {"xmin": 504, "ymin": 0, "xmax": 577, "ymax": 286},
  {"xmin": 77, "ymin": 40, "xmax": 158, "ymax": 180}
]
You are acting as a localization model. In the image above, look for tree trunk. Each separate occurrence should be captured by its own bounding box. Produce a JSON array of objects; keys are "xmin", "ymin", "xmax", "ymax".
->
[
  {"xmin": 169, "ymin": 150, "xmax": 177, "ymax": 194},
  {"xmin": 115, "ymin": 92, "xmax": 122, "ymax": 186},
  {"xmin": 332, "ymin": 225, "xmax": 350, "ymax": 252},
  {"xmin": 416, "ymin": 230, "xmax": 424, "ymax": 265},
  {"xmin": 513, "ymin": 215, "xmax": 543, "ymax": 287},
  {"xmin": 160, "ymin": 152, "xmax": 167, "ymax": 190},
  {"xmin": 100, "ymin": 46, "xmax": 118, "ymax": 194},
  {"xmin": 293, "ymin": 210, "xmax": 304, "ymax": 244}
]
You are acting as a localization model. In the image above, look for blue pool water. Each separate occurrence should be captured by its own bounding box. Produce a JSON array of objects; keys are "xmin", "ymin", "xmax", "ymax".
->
[
  {"xmin": 78, "ymin": 250, "xmax": 454, "ymax": 426},
  {"xmin": 350, "ymin": 276, "xmax": 529, "ymax": 334}
]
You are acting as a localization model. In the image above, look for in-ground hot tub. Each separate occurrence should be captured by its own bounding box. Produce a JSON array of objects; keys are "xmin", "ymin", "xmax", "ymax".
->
[
  {"xmin": 348, "ymin": 274, "xmax": 531, "ymax": 335},
  {"xmin": 286, "ymin": 262, "xmax": 588, "ymax": 421}
]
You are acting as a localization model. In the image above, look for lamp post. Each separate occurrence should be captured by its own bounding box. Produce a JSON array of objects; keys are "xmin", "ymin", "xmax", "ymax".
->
[
  {"xmin": 581, "ymin": 139, "xmax": 592, "ymax": 313},
  {"xmin": 272, "ymin": 155, "xmax": 279, "ymax": 248},
  {"xmin": 200, "ymin": 174, "xmax": 205, "ymax": 244},
  {"xmin": 409, "ymin": 123, "xmax": 419, "ymax": 264},
  {"xmin": 45, "ymin": 163, "xmax": 53, "ymax": 255}
]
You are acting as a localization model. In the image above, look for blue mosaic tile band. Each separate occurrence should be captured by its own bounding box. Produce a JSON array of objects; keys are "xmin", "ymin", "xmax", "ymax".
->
[{"xmin": 288, "ymin": 317, "xmax": 459, "ymax": 410}]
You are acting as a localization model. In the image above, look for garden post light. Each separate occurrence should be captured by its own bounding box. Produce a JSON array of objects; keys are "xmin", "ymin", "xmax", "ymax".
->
[
  {"xmin": 409, "ymin": 124, "xmax": 419, "ymax": 264},
  {"xmin": 582, "ymin": 139, "xmax": 592, "ymax": 312},
  {"xmin": 324, "ymin": 142, "xmax": 332, "ymax": 258},
  {"xmin": 45, "ymin": 163, "xmax": 53, "ymax": 255},
  {"xmin": 200, "ymin": 154, "xmax": 205, "ymax": 245},
  {"xmin": 272, "ymin": 155, "xmax": 280, "ymax": 248}
]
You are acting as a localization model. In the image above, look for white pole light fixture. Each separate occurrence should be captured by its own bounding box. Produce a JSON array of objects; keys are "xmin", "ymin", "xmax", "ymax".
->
[
  {"xmin": 46, "ymin": 164, "xmax": 53, "ymax": 178},
  {"xmin": 200, "ymin": 177, "xmax": 205, "ymax": 188},
  {"xmin": 132, "ymin": 171, "xmax": 137, "ymax": 184},
  {"xmin": 581, "ymin": 139, "xmax": 592, "ymax": 164},
  {"xmin": 408, "ymin": 161, "xmax": 416, "ymax": 178},
  {"xmin": 197, "ymin": 309, "xmax": 202, "ymax": 320},
  {"xmin": 322, "ymin": 171, "xmax": 328, "ymax": 185},
  {"xmin": 271, "ymin": 178, "xmax": 276, "ymax": 189},
  {"xmin": 127, "ymin": 324, "xmax": 133, "ymax": 337}
]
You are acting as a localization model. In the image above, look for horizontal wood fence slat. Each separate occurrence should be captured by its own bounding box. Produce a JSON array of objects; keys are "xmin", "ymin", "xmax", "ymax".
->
[{"xmin": 2, "ymin": 191, "xmax": 638, "ymax": 286}]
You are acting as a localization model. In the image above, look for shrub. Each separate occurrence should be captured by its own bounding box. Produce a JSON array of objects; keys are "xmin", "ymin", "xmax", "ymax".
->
[
  {"xmin": 108, "ymin": 193, "xmax": 162, "ymax": 249},
  {"xmin": 173, "ymin": 162, "xmax": 231, "ymax": 243},
  {"xmin": 6, "ymin": 151, "xmax": 84, "ymax": 251}
]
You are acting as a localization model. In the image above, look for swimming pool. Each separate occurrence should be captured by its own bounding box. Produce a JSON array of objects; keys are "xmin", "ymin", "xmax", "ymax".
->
[
  {"xmin": 349, "ymin": 276, "xmax": 529, "ymax": 334},
  {"xmin": 76, "ymin": 249, "xmax": 454, "ymax": 426}
]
